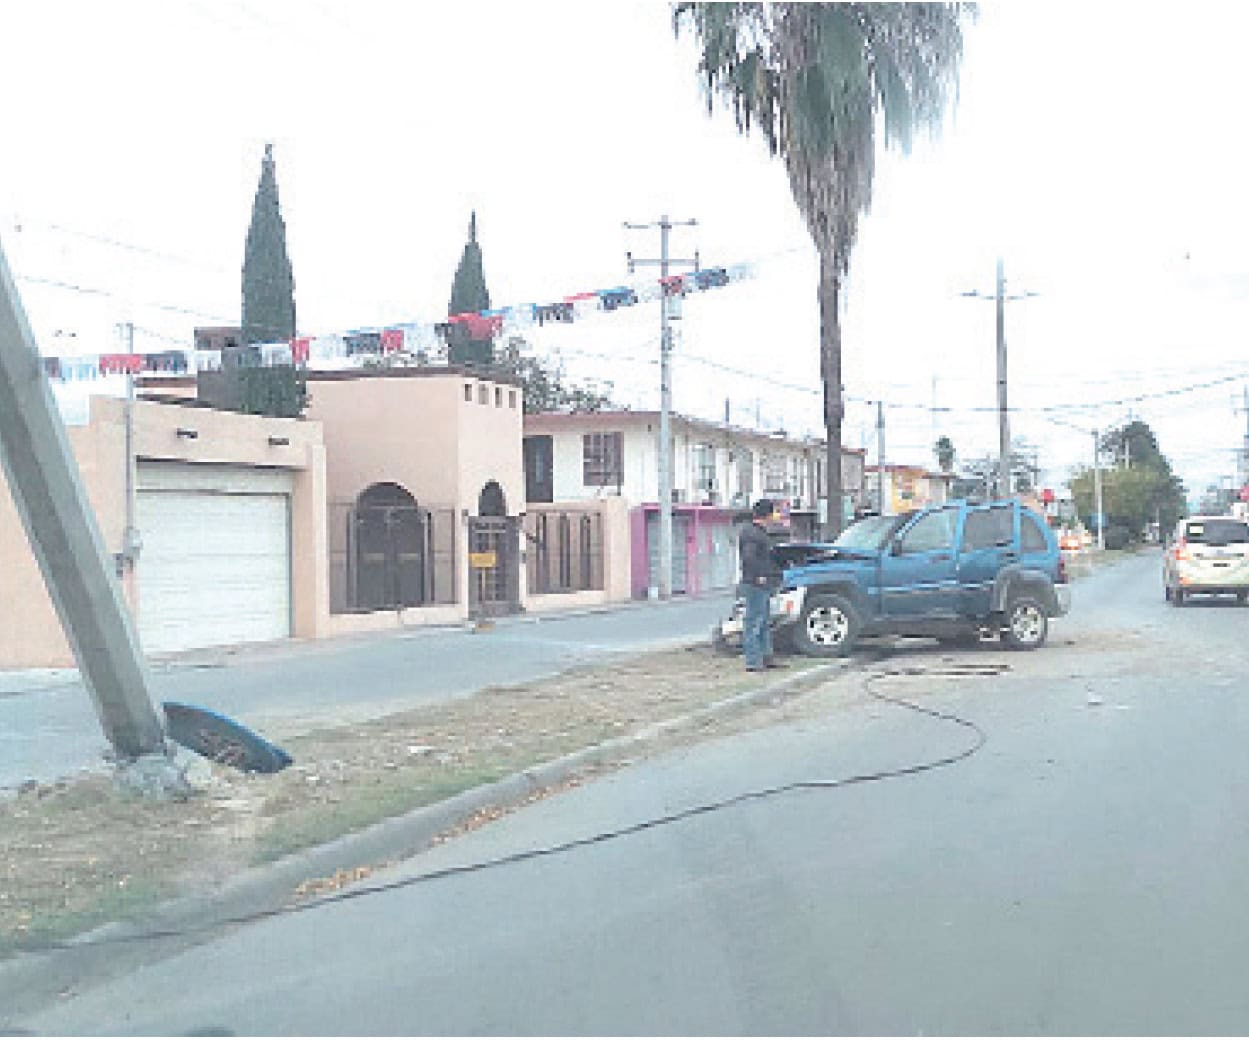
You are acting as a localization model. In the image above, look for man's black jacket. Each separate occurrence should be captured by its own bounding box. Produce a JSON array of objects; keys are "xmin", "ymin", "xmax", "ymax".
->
[{"xmin": 739, "ymin": 521, "xmax": 782, "ymax": 587}]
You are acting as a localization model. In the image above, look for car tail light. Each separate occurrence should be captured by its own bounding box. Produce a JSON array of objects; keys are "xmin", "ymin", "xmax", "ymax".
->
[{"xmin": 1174, "ymin": 537, "xmax": 1190, "ymax": 562}]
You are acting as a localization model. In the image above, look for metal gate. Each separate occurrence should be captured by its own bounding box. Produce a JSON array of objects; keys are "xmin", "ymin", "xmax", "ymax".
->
[
  {"xmin": 355, "ymin": 504, "xmax": 425, "ymax": 610},
  {"xmin": 524, "ymin": 510, "xmax": 604, "ymax": 594},
  {"xmin": 468, "ymin": 516, "xmax": 520, "ymax": 616}
]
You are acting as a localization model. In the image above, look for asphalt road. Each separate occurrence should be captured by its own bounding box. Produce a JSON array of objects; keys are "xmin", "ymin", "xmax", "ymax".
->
[
  {"xmin": 0, "ymin": 594, "xmax": 732, "ymax": 792},
  {"xmin": 16, "ymin": 548, "xmax": 1249, "ymax": 1034}
]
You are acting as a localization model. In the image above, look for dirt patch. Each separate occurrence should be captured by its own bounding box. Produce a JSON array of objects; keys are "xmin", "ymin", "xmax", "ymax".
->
[{"xmin": 1, "ymin": 644, "xmax": 813, "ymax": 954}]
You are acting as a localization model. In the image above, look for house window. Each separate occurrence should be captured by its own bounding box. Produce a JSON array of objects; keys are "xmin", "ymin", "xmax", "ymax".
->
[
  {"xmin": 479, "ymin": 385, "xmax": 489, "ymax": 405},
  {"xmin": 763, "ymin": 454, "xmax": 787, "ymax": 495},
  {"xmin": 509, "ymin": 390, "xmax": 517, "ymax": 409},
  {"xmin": 694, "ymin": 444, "xmax": 717, "ymax": 500},
  {"xmin": 583, "ymin": 432, "xmax": 623, "ymax": 487},
  {"xmin": 495, "ymin": 387, "xmax": 502, "ymax": 407},
  {"xmin": 464, "ymin": 383, "xmax": 473, "ymax": 402},
  {"xmin": 736, "ymin": 448, "xmax": 753, "ymax": 499}
]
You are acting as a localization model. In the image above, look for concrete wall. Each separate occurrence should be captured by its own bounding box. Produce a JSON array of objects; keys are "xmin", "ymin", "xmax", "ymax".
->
[
  {"xmin": 307, "ymin": 373, "xmax": 463, "ymax": 512},
  {"xmin": 0, "ymin": 401, "xmax": 128, "ymax": 667},
  {"xmin": 0, "ymin": 396, "xmax": 326, "ymax": 667},
  {"xmin": 455, "ymin": 375, "xmax": 524, "ymax": 515},
  {"xmin": 524, "ymin": 496, "xmax": 632, "ymax": 607}
]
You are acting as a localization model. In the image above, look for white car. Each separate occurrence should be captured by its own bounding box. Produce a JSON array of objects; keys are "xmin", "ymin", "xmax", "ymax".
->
[{"xmin": 1163, "ymin": 515, "xmax": 1249, "ymax": 606}]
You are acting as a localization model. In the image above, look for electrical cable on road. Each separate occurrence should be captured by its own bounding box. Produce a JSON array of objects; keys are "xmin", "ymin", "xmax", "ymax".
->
[{"xmin": 6, "ymin": 654, "xmax": 995, "ymax": 958}]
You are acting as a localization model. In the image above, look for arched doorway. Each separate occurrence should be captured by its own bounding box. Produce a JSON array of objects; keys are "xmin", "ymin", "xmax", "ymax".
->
[
  {"xmin": 478, "ymin": 480, "xmax": 506, "ymax": 517},
  {"xmin": 353, "ymin": 482, "xmax": 425, "ymax": 610},
  {"xmin": 469, "ymin": 479, "xmax": 519, "ymax": 616}
]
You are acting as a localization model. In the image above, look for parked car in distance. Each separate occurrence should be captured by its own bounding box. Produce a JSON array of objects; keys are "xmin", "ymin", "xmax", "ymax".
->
[
  {"xmin": 1163, "ymin": 515, "xmax": 1249, "ymax": 606},
  {"xmin": 771, "ymin": 498, "xmax": 1069, "ymax": 656}
]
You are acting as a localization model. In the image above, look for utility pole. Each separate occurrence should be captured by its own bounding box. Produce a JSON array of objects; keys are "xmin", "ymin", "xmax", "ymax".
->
[
  {"xmin": 961, "ymin": 258, "xmax": 1037, "ymax": 500},
  {"xmin": 1235, "ymin": 386, "xmax": 1249, "ymax": 491},
  {"xmin": 0, "ymin": 236, "xmax": 186, "ymax": 797},
  {"xmin": 624, "ymin": 215, "xmax": 697, "ymax": 600},
  {"xmin": 876, "ymin": 400, "xmax": 886, "ymax": 513},
  {"xmin": 1093, "ymin": 427, "xmax": 1105, "ymax": 550}
]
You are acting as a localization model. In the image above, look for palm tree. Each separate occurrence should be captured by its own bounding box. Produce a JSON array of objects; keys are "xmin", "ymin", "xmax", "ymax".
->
[{"xmin": 675, "ymin": 3, "xmax": 972, "ymax": 534}]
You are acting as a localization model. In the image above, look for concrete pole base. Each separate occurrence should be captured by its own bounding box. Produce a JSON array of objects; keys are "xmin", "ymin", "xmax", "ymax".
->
[{"xmin": 112, "ymin": 752, "xmax": 193, "ymax": 801}]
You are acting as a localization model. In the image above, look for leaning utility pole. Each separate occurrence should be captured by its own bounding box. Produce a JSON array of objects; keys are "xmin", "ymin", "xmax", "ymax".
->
[
  {"xmin": 961, "ymin": 258, "xmax": 1037, "ymax": 500},
  {"xmin": 0, "ymin": 235, "xmax": 186, "ymax": 797},
  {"xmin": 624, "ymin": 215, "xmax": 697, "ymax": 600}
]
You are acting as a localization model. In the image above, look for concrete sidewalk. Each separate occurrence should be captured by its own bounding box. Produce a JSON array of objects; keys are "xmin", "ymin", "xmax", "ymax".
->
[{"xmin": 0, "ymin": 590, "xmax": 735, "ymax": 694}]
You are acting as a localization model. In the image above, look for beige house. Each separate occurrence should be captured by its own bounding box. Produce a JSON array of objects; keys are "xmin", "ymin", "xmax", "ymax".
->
[
  {"xmin": 307, "ymin": 368, "xmax": 628, "ymax": 629},
  {"xmin": 0, "ymin": 365, "xmax": 632, "ymax": 667},
  {"xmin": 0, "ymin": 395, "xmax": 326, "ymax": 667}
]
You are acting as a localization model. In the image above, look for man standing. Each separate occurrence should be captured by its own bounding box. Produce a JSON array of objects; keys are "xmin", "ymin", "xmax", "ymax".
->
[{"xmin": 739, "ymin": 498, "xmax": 783, "ymax": 672}]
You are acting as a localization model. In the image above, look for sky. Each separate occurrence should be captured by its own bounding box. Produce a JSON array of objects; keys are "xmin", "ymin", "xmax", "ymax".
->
[{"xmin": 3, "ymin": 1, "xmax": 1249, "ymax": 505}]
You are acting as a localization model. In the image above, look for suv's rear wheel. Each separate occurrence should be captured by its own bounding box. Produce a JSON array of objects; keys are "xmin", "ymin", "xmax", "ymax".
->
[
  {"xmin": 795, "ymin": 593, "xmax": 861, "ymax": 657},
  {"xmin": 1002, "ymin": 595, "xmax": 1048, "ymax": 650},
  {"xmin": 1173, "ymin": 589, "xmax": 1186, "ymax": 607}
]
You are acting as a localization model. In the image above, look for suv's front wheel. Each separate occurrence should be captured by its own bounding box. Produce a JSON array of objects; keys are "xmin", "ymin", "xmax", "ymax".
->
[
  {"xmin": 1002, "ymin": 595, "xmax": 1048, "ymax": 650},
  {"xmin": 794, "ymin": 593, "xmax": 861, "ymax": 657}
]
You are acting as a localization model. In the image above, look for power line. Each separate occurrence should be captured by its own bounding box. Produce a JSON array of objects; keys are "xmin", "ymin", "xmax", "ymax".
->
[
  {"xmin": 5, "ymin": 213, "xmax": 228, "ymax": 274},
  {"xmin": 15, "ymin": 273, "xmax": 233, "ymax": 323}
]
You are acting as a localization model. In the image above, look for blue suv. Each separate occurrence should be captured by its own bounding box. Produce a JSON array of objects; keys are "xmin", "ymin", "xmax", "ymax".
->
[{"xmin": 770, "ymin": 499, "xmax": 1070, "ymax": 656}]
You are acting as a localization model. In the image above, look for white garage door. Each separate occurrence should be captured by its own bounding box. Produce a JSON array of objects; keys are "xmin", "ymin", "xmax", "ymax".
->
[{"xmin": 137, "ymin": 488, "xmax": 291, "ymax": 655}]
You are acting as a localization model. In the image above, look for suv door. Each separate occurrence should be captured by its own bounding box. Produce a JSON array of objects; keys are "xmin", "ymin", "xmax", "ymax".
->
[
  {"xmin": 957, "ymin": 503, "xmax": 1016, "ymax": 617},
  {"xmin": 880, "ymin": 506, "xmax": 961, "ymax": 617}
]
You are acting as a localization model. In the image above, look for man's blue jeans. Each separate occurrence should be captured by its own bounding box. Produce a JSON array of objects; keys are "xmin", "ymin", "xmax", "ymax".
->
[{"xmin": 741, "ymin": 582, "xmax": 773, "ymax": 669}]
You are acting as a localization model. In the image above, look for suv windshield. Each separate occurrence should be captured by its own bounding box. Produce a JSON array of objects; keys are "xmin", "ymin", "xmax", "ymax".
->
[
  {"xmin": 834, "ymin": 513, "xmax": 911, "ymax": 551},
  {"xmin": 1184, "ymin": 519, "xmax": 1249, "ymax": 546}
]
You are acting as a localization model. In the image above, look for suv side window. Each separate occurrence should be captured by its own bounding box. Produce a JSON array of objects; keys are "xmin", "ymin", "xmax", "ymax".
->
[
  {"xmin": 1021, "ymin": 514, "xmax": 1049, "ymax": 552},
  {"xmin": 898, "ymin": 509, "xmax": 957, "ymax": 554},
  {"xmin": 962, "ymin": 506, "xmax": 1013, "ymax": 551}
]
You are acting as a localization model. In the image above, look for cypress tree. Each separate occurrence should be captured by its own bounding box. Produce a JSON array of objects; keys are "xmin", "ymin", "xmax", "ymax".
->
[
  {"xmin": 233, "ymin": 143, "xmax": 304, "ymax": 417},
  {"xmin": 447, "ymin": 212, "xmax": 494, "ymax": 367},
  {"xmin": 242, "ymin": 143, "xmax": 296, "ymax": 346}
]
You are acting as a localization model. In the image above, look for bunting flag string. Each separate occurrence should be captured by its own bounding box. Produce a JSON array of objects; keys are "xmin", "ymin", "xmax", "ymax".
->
[{"xmin": 38, "ymin": 261, "xmax": 754, "ymax": 384}]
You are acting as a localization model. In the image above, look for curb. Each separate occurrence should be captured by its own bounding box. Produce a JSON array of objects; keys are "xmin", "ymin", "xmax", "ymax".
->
[{"xmin": 0, "ymin": 654, "xmax": 856, "ymax": 1019}]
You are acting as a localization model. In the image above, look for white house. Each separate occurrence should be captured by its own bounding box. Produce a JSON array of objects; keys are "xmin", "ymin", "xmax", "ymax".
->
[{"xmin": 522, "ymin": 410, "xmax": 867, "ymax": 597}]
